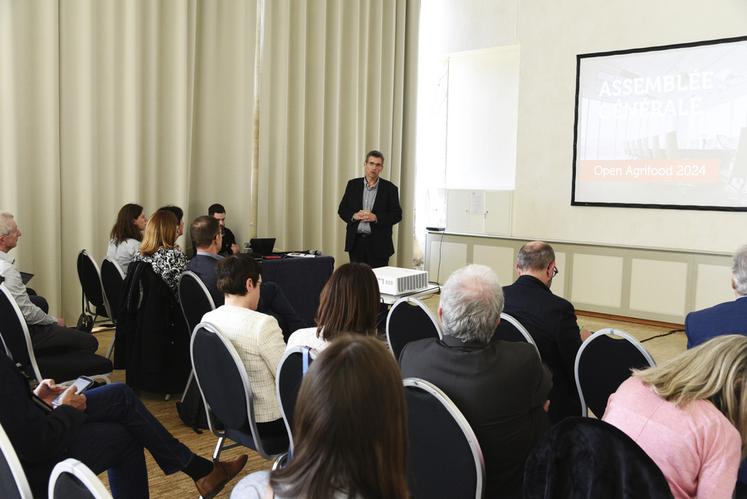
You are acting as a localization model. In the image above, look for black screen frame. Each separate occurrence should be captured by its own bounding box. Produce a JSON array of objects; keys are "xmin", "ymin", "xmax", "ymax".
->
[{"xmin": 570, "ymin": 34, "xmax": 747, "ymax": 212}]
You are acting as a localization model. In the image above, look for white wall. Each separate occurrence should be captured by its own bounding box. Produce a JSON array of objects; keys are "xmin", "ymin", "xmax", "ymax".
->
[{"xmin": 512, "ymin": 0, "xmax": 747, "ymax": 253}]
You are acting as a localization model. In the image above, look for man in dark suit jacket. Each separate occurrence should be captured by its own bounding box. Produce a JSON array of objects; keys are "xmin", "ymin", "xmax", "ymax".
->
[
  {"xmin": 400, "ymin": 264, "xmax": 551, "ymax": 499},
  {"xmin": 500, "ymin": 241, "xmax": 590, "ymax": 423},
  {"xmin": 0, "ymin": 352, "xmax": 246, "ymax": 498},
  {"xmin": 187, "ymin": 216, "xmax": 303, "ymax": 340},
  {"xmin": 685, "ymin": 245, "xmax": 747, "ymax": 348},
  {"xmin": 337, "ymin": 150, "xmax": 402, "ymax": 268},
  {"xmin": 684, "ymin": 245, "xmax": 747, "ymax": 487}
]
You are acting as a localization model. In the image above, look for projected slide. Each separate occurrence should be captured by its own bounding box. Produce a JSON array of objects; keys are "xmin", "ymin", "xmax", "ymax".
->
[{"xmin": 572, "ymin": 36, "xmax": 747, "ymax": 210}]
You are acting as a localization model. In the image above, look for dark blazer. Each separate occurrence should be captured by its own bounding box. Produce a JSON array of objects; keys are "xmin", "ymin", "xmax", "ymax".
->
[
  {"xmin": 0, "ymin": 354, "xmax": 86, "ymax": 497},
  {"xmin": 337, "ymin": 177, "xmax": 402, "ymax": 259},
  {"xmin": 400, "ymin": 336, "xmax": 552, "ymax": 499},
  {"xmin": 187, "ymin": 254, "xmax": 303, "ymax": 340},
  {"xmin": 114, "ymin": 262, "xmax": 190, "ymax": 394},
  {"xmin": 501, "ymin": 274, "xmax": 583, "ymax": 423},
  {"xmin": 684, "ymin": 296, "xmax": 747, "ymax": 348}
]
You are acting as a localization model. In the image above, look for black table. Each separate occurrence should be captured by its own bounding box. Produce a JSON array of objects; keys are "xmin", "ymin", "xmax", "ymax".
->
[{"xmin": 260, "ymin": 256, "xmax": 334, "ymax": 327}]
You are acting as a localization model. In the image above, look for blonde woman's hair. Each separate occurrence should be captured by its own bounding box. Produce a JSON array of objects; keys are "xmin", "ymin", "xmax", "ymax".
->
[
  {"xmin": 139, "ymin": 210, "xmax": 178, "ymax": 256},
  {"xmin": 633, "ymin": 334, "xmax": 747, "ymax": 453}
]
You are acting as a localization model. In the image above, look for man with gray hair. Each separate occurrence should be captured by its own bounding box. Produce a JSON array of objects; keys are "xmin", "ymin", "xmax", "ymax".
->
[
  {"xmin": 400, "ymin": 264, "xmax": 551, "ymax": 499},
  {"xmin": 685, "ymin": 244, "xmax": 747, "ymax": 348},
  {"xmin": 501, "ymin": 241, "xmax": 590, "ymax": 424},
  {"xmin": 0, "ymin": 212, "xmax": 98, "ymax": 355}
]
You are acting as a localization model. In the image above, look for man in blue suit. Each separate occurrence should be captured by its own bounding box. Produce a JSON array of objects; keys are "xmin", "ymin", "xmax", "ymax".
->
[
  {"xmin": 187, "ymin": 216, "xmax": 302, "ymax": 340},
  {"xmin": 685, "ymin": 245, "xmax": 747, "ymax": 348}
]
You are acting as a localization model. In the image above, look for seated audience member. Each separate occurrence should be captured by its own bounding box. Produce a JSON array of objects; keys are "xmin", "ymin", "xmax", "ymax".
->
[
  {"xmin": 158, "ymin": 204, "xmax": 185, "ymax": 241},
  {"xmin": 286, "ymin": 262, "xmax": 380, "ymax": 352},
  {"xmin": 0, "ymin": 212, "xmax": 98, "ymax": 355},
  {"xmin": 201, "ymin": 254, "xmax": 287, "ymax": 441},
  {"xmin": 187, "ymin": 216, "xmax": 302, "ymax": 338},
  {"xmin": 231, "ymin": 334, "xmax": 408, "ymax": 499},
  {"xmin": 106, "ymin": 203, "xmax": 146, "ymax": 273},
  {"xmin": 134, "ymin": 210, "xmax": 187, "ymax": 296},
  {"xmin": 685, "ymin": 244, "xmax": 747, "ymax": 348},
  {"xmin": 209, "ymin": 203, "xmax": 240, "ymax": 256},
  {"xmin": 603, "ymin": 335, "xmax": 747, "ymax": 499},
  {"xmin": 0, "ymin": 352, "xmax": 246, "ymax": 499},
  {"xmin": 501, "ymin": 241, "xmax": 590, "ymax": 423},
  {"xmin": 400, "ymin": 264, "xmax": 552, "ymax": 499}
]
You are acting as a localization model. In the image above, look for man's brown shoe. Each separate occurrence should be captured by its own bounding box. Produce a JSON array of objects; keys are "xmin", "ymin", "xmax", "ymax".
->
[{"xmin": 195, "ymin": 454, "xmax": 248, "ymax": 498}]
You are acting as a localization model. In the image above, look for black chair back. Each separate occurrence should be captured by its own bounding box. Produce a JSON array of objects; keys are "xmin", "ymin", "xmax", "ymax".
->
[
  {"xmin": 387, "ymin": 297, "xmax": 442, "ymax": 361},
  {"xmin": 0, "ymin": 285, "xmax": 35, "ymax": 374},
  {"xmin": 276, "ymin": 346, "xmax": 315, "ymax": 452},
  {"xmin": 49, "ymin": 458, "xmax": 112, "ymax": 499},
  {"xmin": 191, "ymin": 322, "xmax": 287, "ymax": 460},
  {"xmin": 76, "ymin": 250, "xmax": 110, "ymax": 319},
  {"xmin": 178, "ymin": 272, "xmax": 216, "ymax": 336},
  {"xmin": 0, "ymin": 423, "xmax": 32, "ymax": 499},
  {"xmin": 404, "ymin": 378, "xmax": 484, "ymax": 499},
  {"xmin": 523, "ymin": 417, "xmax": 673, "ymax": 499},
  {"xmin": 493, "ymin": 312, "xmax": 541, "ymax": 359},
  {"xmin": 100, "ymin": 258, "xmax": 125, "ymax": 323},
  {"xmin": 0, "ymin": 283, "xmax": 112, "ymax": 385},
  {"xmin": 574, "ymin": 328, "xmax": 655, "ymax": 417}
]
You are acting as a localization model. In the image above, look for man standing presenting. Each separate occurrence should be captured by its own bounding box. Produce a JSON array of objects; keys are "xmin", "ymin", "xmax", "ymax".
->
[
  {"xmin": 338, "ymin": 150, "xmax": 402, "ymax": 268},
  {"xmin": 501, "ymin": 241, "xmax": 590, "ymax": 423},
  {"xmin": 0, "ymin": 212, "xmax": 98, "ymax": 355},
  {"xmin": 208, "ymin": 203, "xmax": 240, "ymax": 256}
]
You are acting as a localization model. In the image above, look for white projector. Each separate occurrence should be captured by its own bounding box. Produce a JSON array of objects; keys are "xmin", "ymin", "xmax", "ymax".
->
[{"xmin": 373, "ymin": 266, "xmax": 429, "ymax": 296}]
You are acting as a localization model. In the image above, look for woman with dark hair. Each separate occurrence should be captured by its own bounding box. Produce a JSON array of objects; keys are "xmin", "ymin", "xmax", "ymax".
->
[
  {"xmin": 603, "ymin": 335, "xmax": 747, "ymax": 498},
  {"xmin": 286, "ymin": 262, "xmax": 380, "ymax": 351},
  {"xmin": 133, "ymin": 210, "xmax": 186, "ymax": 295},
  {"xmin": 231, "ymin": 334, "xmax": 409, "ymax": 499},
  {"xmin": 106, "ymin": 203, "xmax": 146, "ymax": 273}
]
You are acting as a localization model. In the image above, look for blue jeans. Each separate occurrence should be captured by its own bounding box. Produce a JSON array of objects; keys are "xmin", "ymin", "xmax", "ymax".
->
[{"xmin": 67, "ymin": 383, "xmax": 193, "ymax": 499}]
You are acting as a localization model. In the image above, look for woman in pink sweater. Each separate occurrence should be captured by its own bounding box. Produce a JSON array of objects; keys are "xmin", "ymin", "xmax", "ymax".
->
[{"xmin": 603, "ymin": 335, "xmax": 747, "ymax": 499}]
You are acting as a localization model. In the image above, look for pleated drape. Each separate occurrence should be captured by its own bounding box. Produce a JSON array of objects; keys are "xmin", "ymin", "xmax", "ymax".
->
[{"xmin": 0, "ymin": 0, "xmax": 417, "ymax": 321}]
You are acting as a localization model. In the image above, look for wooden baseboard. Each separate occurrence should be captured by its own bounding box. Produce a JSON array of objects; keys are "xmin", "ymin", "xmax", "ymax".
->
[{"xmin": 577, "ymin": 309, "xmax": 683, "ymax": 330}]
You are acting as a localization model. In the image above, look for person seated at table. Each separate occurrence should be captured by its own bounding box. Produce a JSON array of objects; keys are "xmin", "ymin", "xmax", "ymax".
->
[
  {"xmin": 133, "ymin": 210, "xmax": 187, "ymax": 296},
  {"xmin": 106, "ymin": 203, "xmax": 146, "ymax": 274},
  {"xmin": 0, "ymin": 351, "xmax": 247, "ymax": 499},
  {"xmin": 286, "ymin": 262, "xmax": 380, "ymax": 352},
  {"xmin": 201, "ymin": 254, "xmax": 288, "ymax": 442},
  {"xmin": 603, "ymin": 335, "xmax": 747, "ymax": 499},
  {"xmin": 230, "ymin": 334, "xmax": 409, "ymax": 499},
  {"xmin": 187, "ymin": 216, "xmax": 303, "ymax": 339}
]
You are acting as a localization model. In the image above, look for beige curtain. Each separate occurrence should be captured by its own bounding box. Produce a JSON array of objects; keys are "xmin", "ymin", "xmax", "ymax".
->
[
  {"xmin": 1, "ymin": 0, "xmax": 417, "ymax": 322},
  {"xmin": 256, "ymin": 0, "xmax": 419, "ymax": 267},
  {"xmin": 2, "ymin": 0, "xmax": 258, "ymax": 321}
]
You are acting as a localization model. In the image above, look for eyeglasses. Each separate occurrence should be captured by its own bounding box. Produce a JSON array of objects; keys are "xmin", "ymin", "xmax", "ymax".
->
[{"xmin": 552, "ymin": 266, "xmax": 559, "ymax": 277}]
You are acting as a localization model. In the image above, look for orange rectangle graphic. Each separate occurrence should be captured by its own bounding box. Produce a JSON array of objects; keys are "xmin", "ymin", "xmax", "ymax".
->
[{"xmin": 579, "ymin": 159, "xmax": 720, "ymax": 183}]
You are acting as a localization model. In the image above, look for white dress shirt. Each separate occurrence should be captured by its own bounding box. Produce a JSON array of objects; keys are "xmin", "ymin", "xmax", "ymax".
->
[{"xmin": 0, "ymin": 251, "xmax": 56, "ymax": 326}]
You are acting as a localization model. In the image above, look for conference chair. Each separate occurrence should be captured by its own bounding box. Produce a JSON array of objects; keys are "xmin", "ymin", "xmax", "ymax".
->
[
  {"xmin": 100, "ymin": 258, "xmax": 125, "ymax": 359},
  {"xmin": 0, "ymin": 284, "xmax": 112, "ymax": 386},
  {"xmin": 386, "ymin": 297, "xmax": 442, "ymax": 361},
  {"xmin": 48, "ymin": 459, "xmax": 112, "ymax": 499},
  {"xmin": 404, "ymin": 377, "xmax": 485, "ymax": 499},
  {"xmin": 523, "ymin": 417, "xmax": 673, "ymax": 499},
  {"xmin": 176, "ymin": 272, "xmax": 216, "ymax": 417},
  {"xmin": 76, "ymin": 250, "xmax": 113, "ymax": 325},
  {"xmin": 493, "ymin": 312, "xmax": 541, "ymax": 360},
  {"xmin": 0, "ymin": 423, "xmax": 32, "ymax": 499},
  {"xmin": 191, "ymin": 322, "xmax": 289, "ymax": 462},
  {"xmin": 574, "ymin": 328, "xmax": 656, "ymax": 417},
  {"xmin": 275, "ymin": 346, "xmax": 316, "ymax": 454}
]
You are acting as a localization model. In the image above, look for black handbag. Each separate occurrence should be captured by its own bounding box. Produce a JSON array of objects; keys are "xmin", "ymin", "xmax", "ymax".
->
[{"xmin": 76, "ymin": 313, "xmax": 94, "ymax": 333}]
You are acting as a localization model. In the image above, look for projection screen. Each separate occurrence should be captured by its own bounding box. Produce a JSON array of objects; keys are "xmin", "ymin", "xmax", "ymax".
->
[{"xmin": 571, "ymin": 36, "xmax": 747, "ymax": 211}]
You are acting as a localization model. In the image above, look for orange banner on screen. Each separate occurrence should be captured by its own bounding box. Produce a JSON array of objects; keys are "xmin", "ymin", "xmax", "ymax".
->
[{"xmin": 579, "ymin": 159, "xmax": 720, "ymax": 183}]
